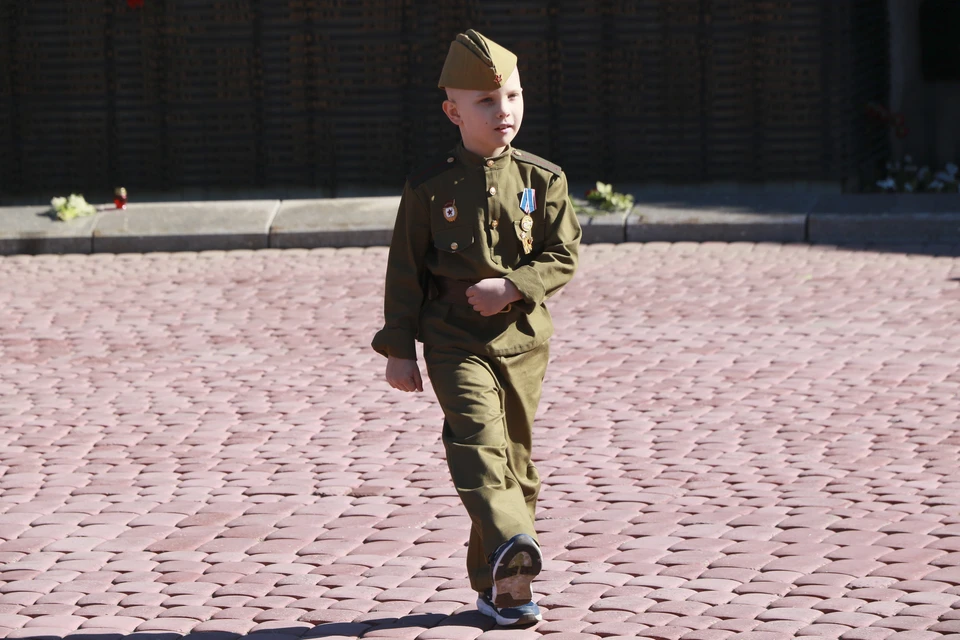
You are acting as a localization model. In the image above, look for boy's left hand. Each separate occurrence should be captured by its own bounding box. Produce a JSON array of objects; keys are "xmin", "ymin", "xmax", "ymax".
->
[{"xmin": 466, "ymin": 278, "xmax": 523, "ymax": 316}]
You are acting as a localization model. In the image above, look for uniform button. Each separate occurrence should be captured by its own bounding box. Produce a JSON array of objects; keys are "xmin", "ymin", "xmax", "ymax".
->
[
  {"xmin": 488, "ymin": 186, "xmax": 497, "ymax": 196},
  {"xmin": 447, "ymin": 157, "xmax": 455, "ymax": 163},
  {"xmin": 486, "ymin": 160, "xmax": 495, "ymax": 167},
  {"xmin": 491, "ymin": 220, "xmax": 499, "ymax": 229},
  {"xmin": 450, "ymin": 242, "xmax": 459, "ymax": 250}
]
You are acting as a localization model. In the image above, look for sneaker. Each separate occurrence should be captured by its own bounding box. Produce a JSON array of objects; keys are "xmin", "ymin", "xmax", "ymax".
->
[
  {"xmin": 489, "ymin": 533, "xmax": 543, "ymax": 608},
  {"xmin": 477, "ymin": 589, "xmax": 542, "ymax": 626}
]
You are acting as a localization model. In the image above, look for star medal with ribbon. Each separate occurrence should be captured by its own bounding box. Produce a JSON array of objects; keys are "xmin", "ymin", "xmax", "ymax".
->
[
  {"xmin": 442, "ymin": 200, "xmax": 458, "ymax": 222},
  {"xmin": 517, "ymin": 188, "xmax": 536, "ymax": 254}
]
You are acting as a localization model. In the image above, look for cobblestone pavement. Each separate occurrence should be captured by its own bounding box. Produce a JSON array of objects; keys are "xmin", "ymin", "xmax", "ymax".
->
[{"xmin": 1, "ymin": 243, "xmax": 960, "ymax": 640}]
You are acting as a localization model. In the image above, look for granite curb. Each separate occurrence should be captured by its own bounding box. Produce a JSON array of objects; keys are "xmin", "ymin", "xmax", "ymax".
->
[{"xmin": 2, "ymin": 194, "xmax": 960, "ymax": 255}]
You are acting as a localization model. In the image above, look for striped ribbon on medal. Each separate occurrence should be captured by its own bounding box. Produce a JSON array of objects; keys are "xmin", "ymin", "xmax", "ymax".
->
[{"xmin": 520, "ymin": 188, "xmax": 536, "ymax": 214}]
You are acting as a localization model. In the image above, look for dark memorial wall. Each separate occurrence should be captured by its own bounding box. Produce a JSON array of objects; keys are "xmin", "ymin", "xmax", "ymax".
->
[{"xmin": 0, "ymin": 0, "xmax": 889, "ymax": 199}]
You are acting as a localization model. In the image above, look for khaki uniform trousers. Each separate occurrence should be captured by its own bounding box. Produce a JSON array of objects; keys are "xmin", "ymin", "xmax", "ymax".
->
[{"xmin": 424, "ymin": 341, "xmax": 549, "ymax": 593}]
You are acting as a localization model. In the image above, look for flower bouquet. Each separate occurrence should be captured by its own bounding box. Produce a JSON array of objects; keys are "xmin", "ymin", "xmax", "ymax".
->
[{"xmin": 50, "ymin": 194, "xmax": 97, "ymax": 221}]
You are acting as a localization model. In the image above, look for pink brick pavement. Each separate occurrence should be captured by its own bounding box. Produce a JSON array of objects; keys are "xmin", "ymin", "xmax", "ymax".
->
[{"xmin": 1, "ymin": 243, "xmax": 959, "ymax": 640}]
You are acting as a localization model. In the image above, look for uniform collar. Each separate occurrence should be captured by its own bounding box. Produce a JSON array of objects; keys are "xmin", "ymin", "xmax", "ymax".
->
[{"xmin": 456, "ymin": 142, "xmax": 514, "ymax": 170}]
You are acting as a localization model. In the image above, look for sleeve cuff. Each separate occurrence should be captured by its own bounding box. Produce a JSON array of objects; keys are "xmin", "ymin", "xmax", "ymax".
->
[
  {"xmin": 504, "ymin": 267, "xmax": 546, "ymax": 308},
  {"xmin": 371, "ymin": 328, "xmax": 418, "ymax": 360}
]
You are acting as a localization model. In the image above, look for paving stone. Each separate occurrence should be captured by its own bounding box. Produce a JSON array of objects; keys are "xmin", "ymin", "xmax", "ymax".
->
[
  {"xmin": 76, "ymin": 616, "xmax": 143, "ymax": 631},
  {"xmin": 677, "ymin": 632, "xmax": 734, "ymax": 640},
  {"xmin": 647, "ymin": 601, "xmax": 710, "ymax": 617},
  {"xmin": 416, "ymin": 624, "xmax": 487, "ymax": 639},
  {"xmin": 871, "ymin": 616, "xmax": 937, "ymax": 631},
  {"xmin": 752, "ymin": 621, "xmax": 807, "ymax": 635},
  {"xmin": 756, "ymin": 608, "xmax": 821, "ymax": 623},
  {"xmin": 582, "ymin": 621, "xmax": 647, "ymax": 636},
  {"xmin": 707, "ymin": 618, "xmax": 762, "ymax": 632},
  {"xmin": 475, "ymin": 630, "xmax": 540, "ymax": 640},
  {"xmin": 191, "ymin": 618, "xmax": 258, "ymax": 634},
  {"xmin": 581, "ymin": 609, "xmax": 632, "ymax": 624},
  {"xmin": 838, "ymin": 630, "xmax": 896, "ymax": 640},
  {"xmin": 5, "ymin": 627, "xmax": 76, "ymax": 638},
  {"xmin": 134, "ymin": 617, "xmax": 198, "ymax": 633},
  {"xmin": 636, "ymin": 628, "xmax": 688, "ymax": 640}
]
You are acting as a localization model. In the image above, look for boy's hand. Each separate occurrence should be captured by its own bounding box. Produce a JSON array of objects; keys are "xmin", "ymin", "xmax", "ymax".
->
[
  {"xmin": 386, "ymin": 356, "xmax": 423, "ymax": 393},
  {"xmin": 465, "ymin": 278, "xmax": 523, "ymax": 316}
]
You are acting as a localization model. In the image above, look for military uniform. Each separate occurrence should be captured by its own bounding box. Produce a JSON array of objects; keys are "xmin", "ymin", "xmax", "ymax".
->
[{"xmin": 371, "ymin": 29, "xmax": 581, "ymax": 597}]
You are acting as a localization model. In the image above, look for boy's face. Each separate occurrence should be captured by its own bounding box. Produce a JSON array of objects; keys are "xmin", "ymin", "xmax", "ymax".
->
[{"xmin": 442, "ymin": 70, "xmax": 524, "ymax": 158}]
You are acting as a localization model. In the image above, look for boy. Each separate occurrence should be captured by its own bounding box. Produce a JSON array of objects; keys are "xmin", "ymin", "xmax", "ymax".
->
[{"xmin": 371, "ymin": 29, "xmax": 581, "ymax": 627}]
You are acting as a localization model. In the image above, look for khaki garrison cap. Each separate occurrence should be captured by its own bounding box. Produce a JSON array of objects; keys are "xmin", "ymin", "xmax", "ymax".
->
[{"xmin": 438, "ymin": 29, "xmax": 518, "ymax": 91}]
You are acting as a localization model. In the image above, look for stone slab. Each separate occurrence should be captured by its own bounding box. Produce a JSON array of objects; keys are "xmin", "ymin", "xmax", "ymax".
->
[
  {"xmin": 626, "ymin": 194, "xmax": 815, "ymax": 243},
  {"xmin": 92, "ymin": 201, "xmax": 280, "ymax": 254},
  {"xmin": 576, "ymin": 213, "xmax": 628, "ymax": 244},
  {"xmin": 4, "ymin": 193, "xmax": 960, "ymax": 255},
  {"xmin": 270, "ymin": 197, "xmax": 400, "ymax": 248},
  {"xmin": 571, "ymin": 198, "xmax": 629, "ymax": 244},
  {"xmin": 809, "ymin": 194, "xmax": 960, "ymax": 244},
  {"xmin": 0, "ymin": 206, "xmax": 98, "ymax": 255}
]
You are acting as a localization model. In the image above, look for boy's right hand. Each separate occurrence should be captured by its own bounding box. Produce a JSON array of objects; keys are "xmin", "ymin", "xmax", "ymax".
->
[{"xmin": 385, "ymin": 356, "xmax": 423, "ymax": 393}]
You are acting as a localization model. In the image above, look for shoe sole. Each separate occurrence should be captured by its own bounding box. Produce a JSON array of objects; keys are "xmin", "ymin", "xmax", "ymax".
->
[
  {"xmin": 476, "ymin": 595, "xmax": 542, "ymax": 627},
  {"xmin": 490, "ymin": 534, "xmax": 542, "ymax": 609}
]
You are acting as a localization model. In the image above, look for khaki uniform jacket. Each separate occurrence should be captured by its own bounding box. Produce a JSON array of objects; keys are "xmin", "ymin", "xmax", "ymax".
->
[{"xmin": 372, "ymin": 142, "xmax": 581, "ymax": 360}]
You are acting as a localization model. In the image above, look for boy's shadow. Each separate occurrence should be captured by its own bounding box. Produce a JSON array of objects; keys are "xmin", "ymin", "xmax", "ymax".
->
[
  {"xmin": 304, "ymin": 610, "xmax": 494, "ymax": 637},
  {"xmin": 54, "ymin": 611, "xmax": 496, "ymax": 640}
]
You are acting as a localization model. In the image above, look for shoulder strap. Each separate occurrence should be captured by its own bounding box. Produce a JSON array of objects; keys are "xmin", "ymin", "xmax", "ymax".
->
[{"xmin": 512, "ymin": 148, "xmax": 562, "ymax": 176}]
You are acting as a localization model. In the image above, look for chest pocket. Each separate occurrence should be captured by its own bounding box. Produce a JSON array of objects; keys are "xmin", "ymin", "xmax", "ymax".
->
[{"xmin": 434, "ymin": 226, "xmax": 474, "ymax": 253}]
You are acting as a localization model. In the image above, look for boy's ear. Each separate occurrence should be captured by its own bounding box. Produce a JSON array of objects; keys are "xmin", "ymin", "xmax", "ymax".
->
[{"xmin": 442, "ymin": 100, "xmax": 461, "ymax": 126}]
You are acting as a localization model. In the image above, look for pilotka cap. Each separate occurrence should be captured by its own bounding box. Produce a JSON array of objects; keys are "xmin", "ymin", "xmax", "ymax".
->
[{"xmin": 438, "ymin": 29, "xmax": 518, "ymax": 91}]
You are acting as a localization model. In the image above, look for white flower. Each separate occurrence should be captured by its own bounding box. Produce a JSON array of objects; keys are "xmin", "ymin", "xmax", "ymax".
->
[
  {"xmin": 946, "ymin": 162, "xmax": 958, "ymax": 176},
  {"xmin": 876, "ymin": 177, "xmax": 897, "ymax": 190}
]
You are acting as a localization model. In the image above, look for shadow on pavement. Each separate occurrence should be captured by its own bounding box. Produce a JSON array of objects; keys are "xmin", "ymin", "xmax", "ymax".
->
[
  {"xmin": 818, "ymin": 242, "xmax": 960, "ymax": 258},
  {"xmin": 308, "ymin": 611, "xmax": 494, "ymax": 638},
  {"xmin": 304, "ymin": 612, "xmax": 487, "ymax": 637},
  {"xmin": 14, "ymin": 612, "xmax": 494, "ymax": 640}
]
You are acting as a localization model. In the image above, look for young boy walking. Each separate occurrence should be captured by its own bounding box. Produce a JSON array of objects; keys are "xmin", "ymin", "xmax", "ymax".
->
[{"xmin": 372, "ymin": 29, "xmax": 581, "ymax": 627}]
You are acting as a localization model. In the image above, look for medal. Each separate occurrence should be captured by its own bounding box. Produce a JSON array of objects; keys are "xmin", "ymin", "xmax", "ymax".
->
[
  {"xmin": 517, "ymin": 188, "xmax": 536, "ymax": 254},
  {"xmin": 517, "ymin": 226, "xmax": 533, "ymax": 254},
  {"xmin": 442, "ymin": 200, "xmax": 458, "ymax": 222}
]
